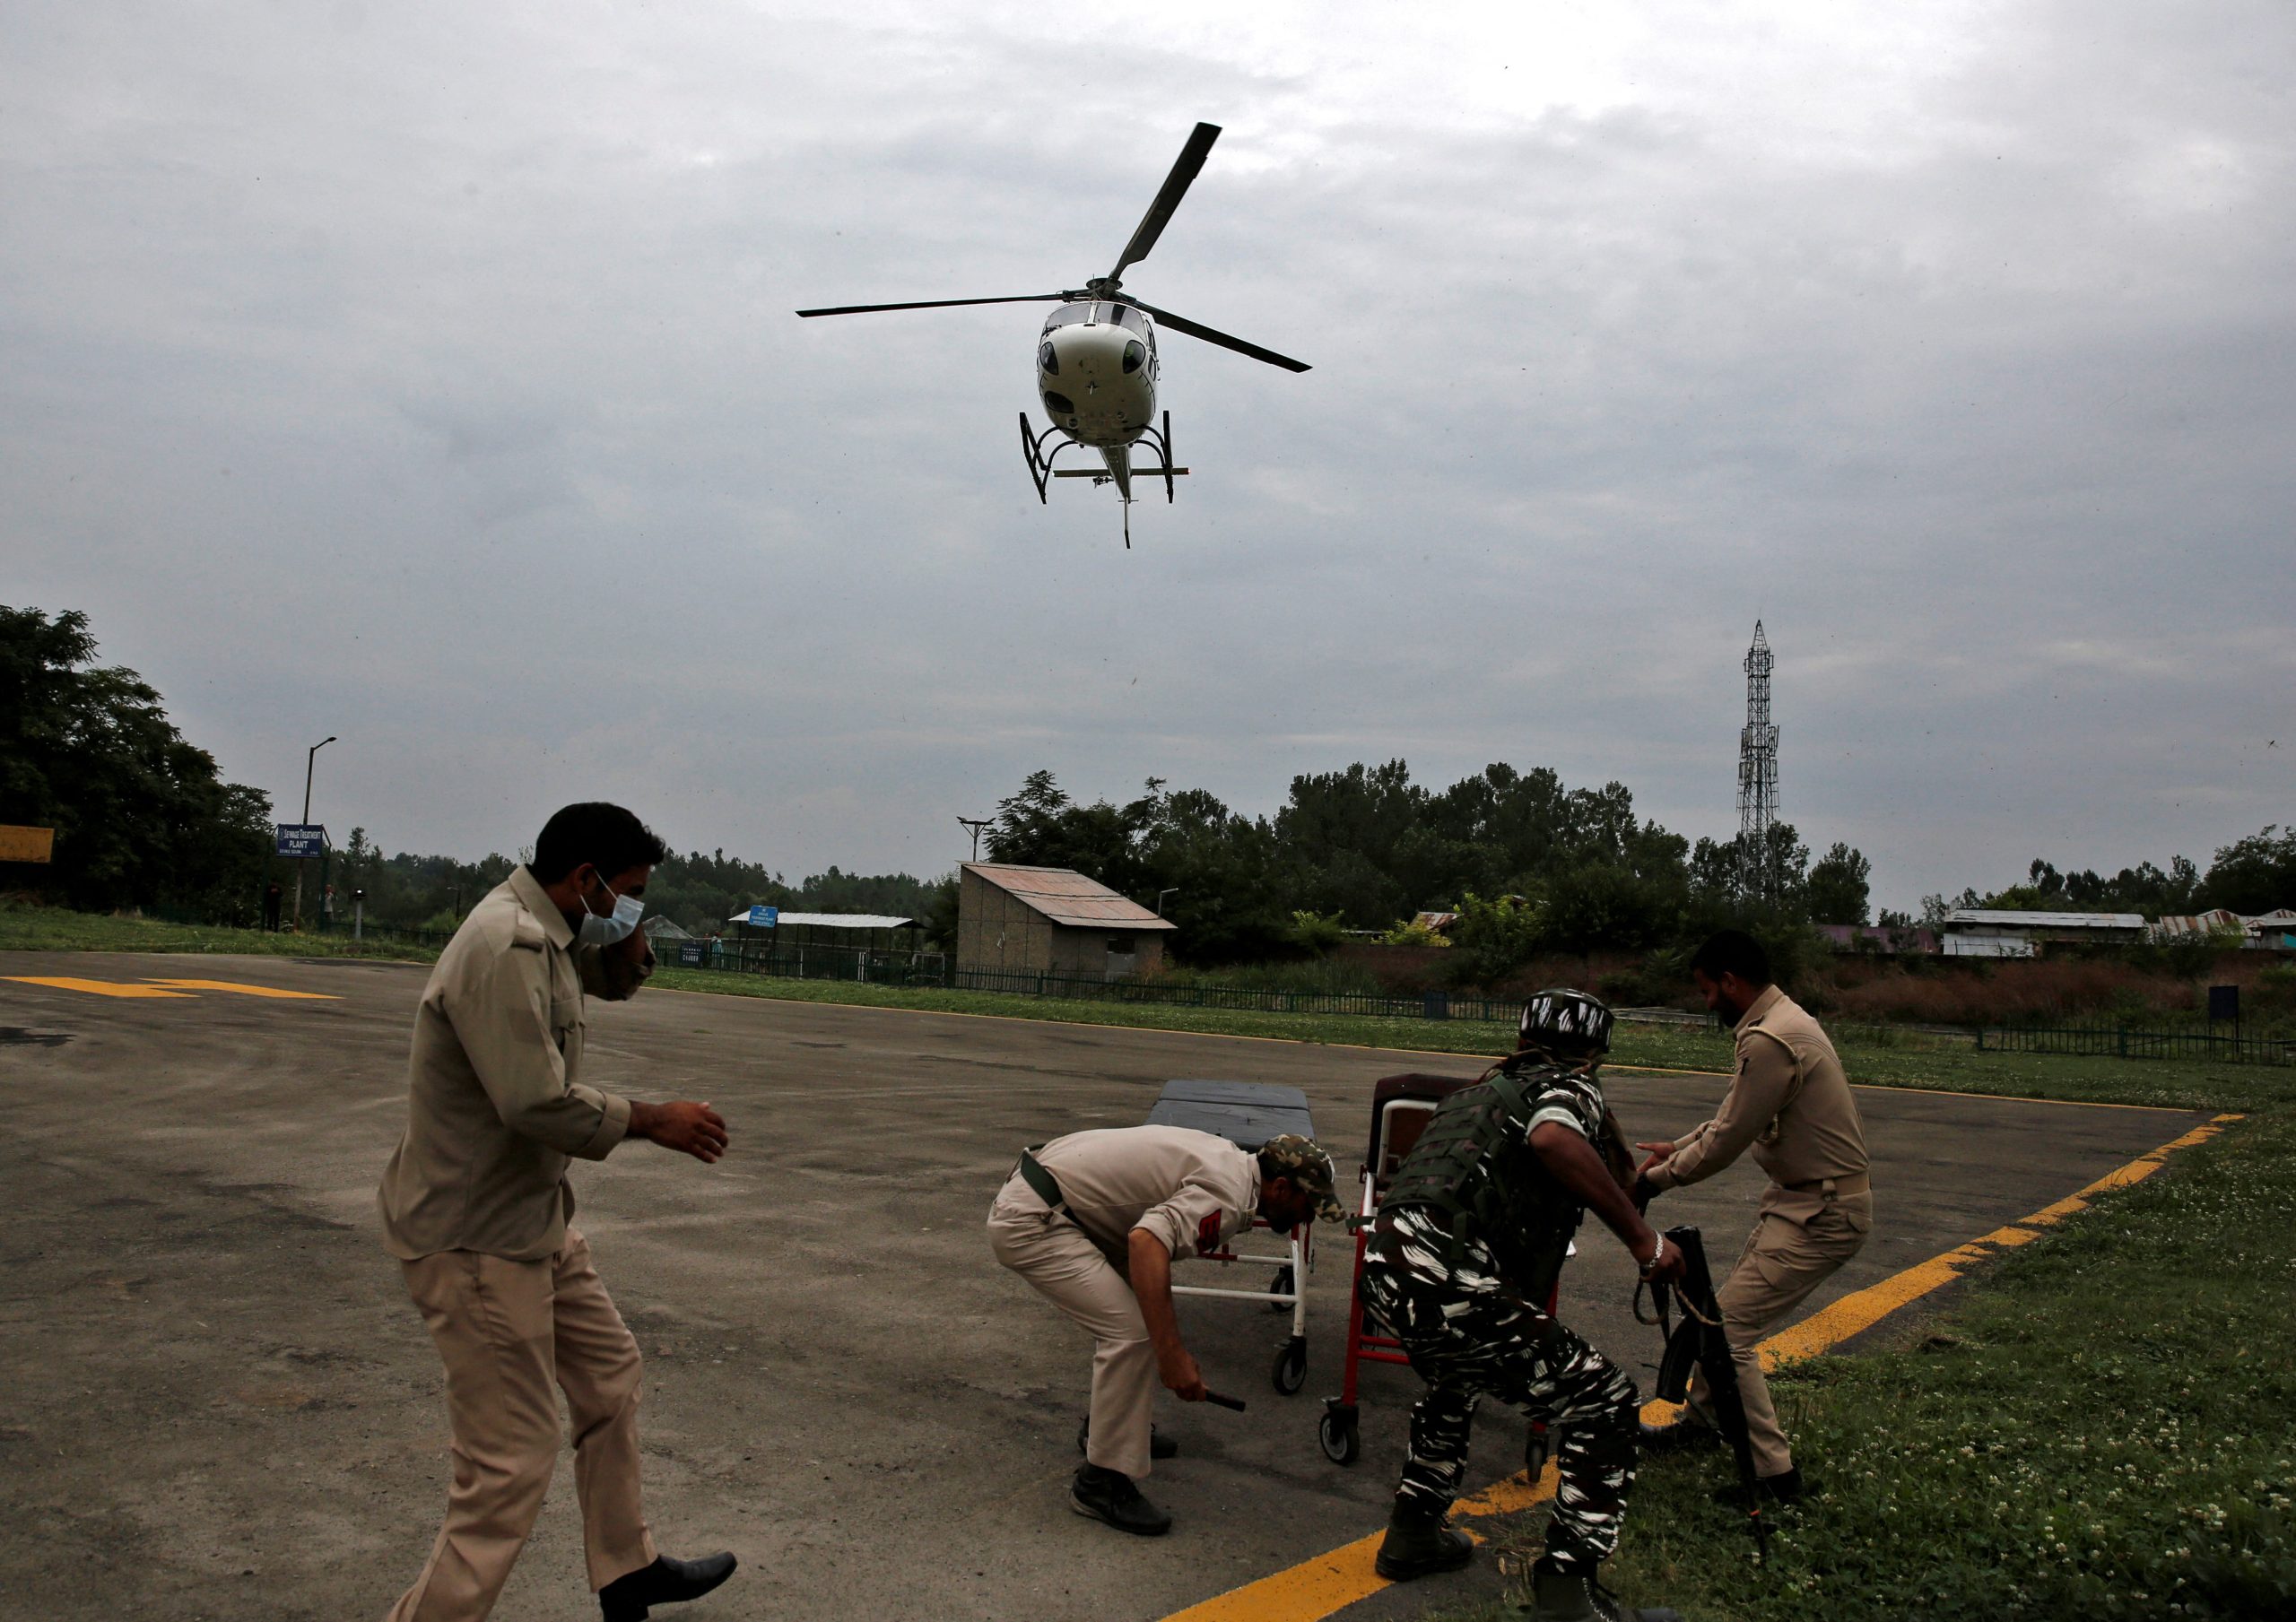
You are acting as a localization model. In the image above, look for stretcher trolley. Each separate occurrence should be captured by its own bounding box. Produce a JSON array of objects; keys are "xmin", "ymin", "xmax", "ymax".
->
[
  {"xmin": 1317, "ymin": 1072, "xmax": 1568, "ymax": 1470},
  {"xmin": 1146, "ymin": 1079, "xmax": 1318, "ymax": 1397}
]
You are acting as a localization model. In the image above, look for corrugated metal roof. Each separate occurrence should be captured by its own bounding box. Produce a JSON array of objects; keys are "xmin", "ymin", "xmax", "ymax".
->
[
  {"xmin": 723, "ymin": 910, "xmax": 915, "ymax": 930},
  {"xmin": 1944, "ymin": 908, "xmax": 2145, "ymax": 930},
  {"xmin": 962, "ymin": 863, "xmax": 1178, "ymax": 930}
]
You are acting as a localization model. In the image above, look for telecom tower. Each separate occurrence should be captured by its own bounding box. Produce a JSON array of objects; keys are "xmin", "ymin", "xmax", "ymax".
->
[{"xmin": 1737, "ymin": 620, "xmax": 1779, "ymax": 897}]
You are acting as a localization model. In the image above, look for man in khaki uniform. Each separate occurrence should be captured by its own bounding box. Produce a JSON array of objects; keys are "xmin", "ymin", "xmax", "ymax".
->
[
  {"xmin": 378, "ymin": 802, "xmax": 737, "ymax": 1622},
  {"xmin": 987, "ymin": 1127, "xmax": 1342, "ymax": 1535},
  {"xmin": 1633, "ymin": 929, "xmax": 1872, "ymax": 1503}
]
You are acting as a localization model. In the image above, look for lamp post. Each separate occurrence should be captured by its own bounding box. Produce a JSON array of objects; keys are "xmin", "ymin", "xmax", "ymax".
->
[
  {"xmin": 292, "ymin": 735, "xmax": 336, "ymax": 929},
  {"xmin": 1156, "ymin": 887, "xmax": 1179, "ymax": 916},
  {"xmin": 957, "ymin": 816, "xmax": 991, "ymax": 863}
]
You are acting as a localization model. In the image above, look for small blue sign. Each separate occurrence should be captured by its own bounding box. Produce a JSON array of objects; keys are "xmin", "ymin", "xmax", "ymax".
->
[
  {"xmin": 747, "ymin": 905, "xmax": 779, "ymax": 928},
  {"xmin": 276, "ymin": 824, "xmax": 328, "ymax": 858}
]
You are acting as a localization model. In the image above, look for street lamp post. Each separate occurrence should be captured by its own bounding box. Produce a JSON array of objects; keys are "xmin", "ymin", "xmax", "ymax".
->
[
  {"xmin": 957, "ymin": 816, "xmax": 991, "ymax": 863},
  {"xmin": 292, "ymin": 735, "xmax": 336, "ymax": 929},
  {"xmin": 1155, "ymin": 887, "xmax": 1179, "ymax": 916}
]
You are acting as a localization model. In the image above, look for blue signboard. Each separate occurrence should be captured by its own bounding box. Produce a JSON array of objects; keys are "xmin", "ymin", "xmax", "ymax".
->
[
  {"xmin": 746, "ymin": 905, "xmax": 779, "ymax": 928},
  {"xmin": 275, "ymin": 823, "xmax": 329, "ymax": 859}
]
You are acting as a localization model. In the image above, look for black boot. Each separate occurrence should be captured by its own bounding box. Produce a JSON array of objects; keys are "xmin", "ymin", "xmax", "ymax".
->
[
  {"xmin": 1712, "ymin": 1464, "xmax": 1807, "ymax": 1506},
  {"xmin": 1067, "ymin": 1462, "xmax": 1172, "ymax": 1536},
  {"xmin": 598, "ymin": 1552, "xmax": 737, "ymax": 1622},
  {"xmin": 1077, "ymin": 1418, "xmax": 1178, "ymax": 1460},
  {"xmin": 1373, "ymin": 1507, "xmax": 1474, "ymax": 1581},
  {"xmin": 1526, "ymin": 1557, "xmax": 1680, "ymax": 1622},
  {"xmin": 1637, "ymin": 1416, "xmax": 1718, "ymax": 1455}
]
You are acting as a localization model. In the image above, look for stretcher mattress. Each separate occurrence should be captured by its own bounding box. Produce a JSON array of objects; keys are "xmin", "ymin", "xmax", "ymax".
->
[{"xmin": 1147, "ymin": 1079, "xmax": 1316, "ymax": 1149}]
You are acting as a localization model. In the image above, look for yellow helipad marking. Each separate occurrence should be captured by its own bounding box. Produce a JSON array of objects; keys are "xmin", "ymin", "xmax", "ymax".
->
[
  {"xmin": 143, "ymin": 978, "xmax": 337, "ymax": 1000},
  {"xmin": 1158, "ymin": 1111, "xmax": 2243, "ymax": 1622},
  {"xmin": 3, "ymin": 976, "xmax": 196, "ymax": 999}
]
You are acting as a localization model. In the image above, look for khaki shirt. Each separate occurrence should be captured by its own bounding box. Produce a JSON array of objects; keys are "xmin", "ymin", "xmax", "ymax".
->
[
  {"xmin": 378, "ymin": 866, "xmax": 633, "ymax": 1262},
  {"xmin": 1645, "ymin": 984, "xmax": 1869, "ymax": 1221},
  {"xmin": 1030, "ymin": 1126, "xmax": 1262, "ymax": 1265}
]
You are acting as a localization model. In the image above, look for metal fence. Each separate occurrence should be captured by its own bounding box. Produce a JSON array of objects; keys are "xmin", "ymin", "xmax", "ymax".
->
[
  {"xmin": 950, "ymin": 968, "xmax": 1526, "ymax": 1022},
  {"xmin": 1975, "ymin": 1021, "xmax": 2296, "ymax": 1065}
]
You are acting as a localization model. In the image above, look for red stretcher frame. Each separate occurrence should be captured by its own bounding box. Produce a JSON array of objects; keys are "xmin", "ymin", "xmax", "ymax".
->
[{"xmin": 1317, "ymin": 1071, "xmax": 1563, "ymax": 1471}]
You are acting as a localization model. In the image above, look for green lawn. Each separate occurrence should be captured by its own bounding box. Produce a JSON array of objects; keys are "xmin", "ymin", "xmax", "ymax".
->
[{"xmin": 0, "ymin": 904, "xmax": 433, "ymax": 962}]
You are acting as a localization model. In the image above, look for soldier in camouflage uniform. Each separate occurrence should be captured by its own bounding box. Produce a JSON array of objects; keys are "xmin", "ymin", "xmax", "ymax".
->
[{"xmin": 1362, "ymin": 990, "xmax": 1684, "ymax": 1622}]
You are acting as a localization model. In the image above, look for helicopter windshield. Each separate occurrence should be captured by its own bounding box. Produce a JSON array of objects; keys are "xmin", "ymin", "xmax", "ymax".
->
[{"xmin": 1043, "ymin": 303, "xmax": 1094, "ymax": 331}]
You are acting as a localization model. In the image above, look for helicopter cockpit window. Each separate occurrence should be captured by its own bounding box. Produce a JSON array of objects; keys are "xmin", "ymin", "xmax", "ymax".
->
[
  {"xmin": 1121, "ymin": 339, "xmax": 1146, "ymax": 374},
  {"xmin": 1043, "ymin": 305, "xmax": 1092, "ymax": 331}
]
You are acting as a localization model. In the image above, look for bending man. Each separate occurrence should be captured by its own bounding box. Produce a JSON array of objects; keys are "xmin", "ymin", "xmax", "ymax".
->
[
  {"xmin": 1635, "ymin": 928, "xmax": 1873, "ymax": 1505},
  {"xmin": 988, "ymin": 1126, "xmax": 1341, "ymax": 1535}
]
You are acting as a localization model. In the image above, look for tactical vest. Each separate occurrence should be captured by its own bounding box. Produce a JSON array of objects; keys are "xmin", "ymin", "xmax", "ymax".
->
[{"xmin": 1382, "ymin": 1063, "xmax": 1587, "ymax": 1295}]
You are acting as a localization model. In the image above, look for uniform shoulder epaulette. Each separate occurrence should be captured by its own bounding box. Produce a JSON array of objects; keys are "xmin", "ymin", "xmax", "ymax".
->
[{"xmin": 509, "ymin": 909, "xmax": 548, "ymax": 953}]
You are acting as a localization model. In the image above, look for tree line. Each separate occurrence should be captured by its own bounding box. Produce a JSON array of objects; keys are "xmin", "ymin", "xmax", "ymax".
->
[{"xmin": 4, "ymin": 605, "xmax": 2286, "ymax": 961}]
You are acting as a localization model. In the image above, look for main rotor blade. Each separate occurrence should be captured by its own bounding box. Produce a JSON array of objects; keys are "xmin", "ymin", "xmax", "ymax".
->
[
  {"xmin": 1131, "ymin": 300, "xmax": 1311, "ymax": 373},
  {"xmin": 1109, "ymin": 122, "xmax": 1222, "ymax": 282},
  {"xmin": 795, "ymin": 293, "xmax": 1068, "ymax": 317}
]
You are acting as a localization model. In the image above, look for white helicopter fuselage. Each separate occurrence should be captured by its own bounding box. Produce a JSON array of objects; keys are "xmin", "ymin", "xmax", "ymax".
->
[{"xmin": 1036, "ymin": 301, "xmax": 1158, "ymax": 451}]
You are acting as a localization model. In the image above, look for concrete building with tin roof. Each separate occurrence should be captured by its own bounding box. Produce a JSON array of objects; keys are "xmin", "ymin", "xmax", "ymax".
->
[{"xmin": 957, "ymin": 863, "xmax": 1177, "ymax": 983}]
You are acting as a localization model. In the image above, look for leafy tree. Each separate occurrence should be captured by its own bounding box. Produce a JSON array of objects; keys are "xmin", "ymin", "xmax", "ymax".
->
[
  {"xmin": 0, "ymin": 605, "xmax": 273, "ymax": 918},
  {"xmin": 1807, "ymin": 842, "xmax": 1873, "ymax": 925},
  {"xmin": 2198, "ymin": 826, "xmax": 2296, "ymax": 915},
  {"xmin": 1448, "ymin": 890, "xmax": 1546, "ymax": 983}
]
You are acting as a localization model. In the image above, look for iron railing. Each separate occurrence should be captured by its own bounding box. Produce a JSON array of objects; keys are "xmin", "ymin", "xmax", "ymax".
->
[{"xmin": 1974, "ymin": 1021, "xmax": 2295, "ymax": 1065}]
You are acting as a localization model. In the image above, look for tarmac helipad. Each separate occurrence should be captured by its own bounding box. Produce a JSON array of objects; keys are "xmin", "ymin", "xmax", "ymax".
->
[{"xmin": 0, "ymin": 953, "xmax": 2213, "ymax": 1621}]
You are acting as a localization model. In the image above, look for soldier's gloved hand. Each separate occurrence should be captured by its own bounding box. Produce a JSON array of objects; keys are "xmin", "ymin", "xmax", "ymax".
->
[{"xmin": 1160, "ymin": 1347, "xmax": 1208, "ymax": 1402}]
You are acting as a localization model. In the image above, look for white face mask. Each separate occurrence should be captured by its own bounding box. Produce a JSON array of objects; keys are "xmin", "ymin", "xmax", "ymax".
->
[{"xmin": 578, "ymin": 872, "xmax": 647, "ymax": 948}]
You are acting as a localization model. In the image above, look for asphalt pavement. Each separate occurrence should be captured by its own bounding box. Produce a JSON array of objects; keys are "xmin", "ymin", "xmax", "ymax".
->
[{"xmin": 0, "ymin": 953, "xmax": 2211, "ymax": 1620}]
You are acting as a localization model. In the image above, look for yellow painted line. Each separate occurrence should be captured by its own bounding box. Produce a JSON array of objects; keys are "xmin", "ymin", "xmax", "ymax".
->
[
  {"xmin": 2, "ymin": 976, "xmax": 196, "ymax": 999},
  {"xmin": 144, "ymin": 978, "xmax": 338, "ymax": 1000},
  {"xmin": 1158, "ymin": 1110, "xmax": 2244, "ymax": 1622}
]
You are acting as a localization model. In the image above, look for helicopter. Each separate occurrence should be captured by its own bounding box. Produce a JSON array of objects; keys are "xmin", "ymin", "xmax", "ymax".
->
[{"xmin": 796, "ymin": 122, "xmax": 1310, "ymax": 546}]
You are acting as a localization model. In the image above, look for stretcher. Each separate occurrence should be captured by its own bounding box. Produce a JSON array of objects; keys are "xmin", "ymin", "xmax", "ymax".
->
[
  {"xmin": 1317, "ymin": 1072, "xmax": 1568, "ymax": 1470},
  {"xmin": 1146, "ymin": 1079, "xmax": 1317, "ymax": 1396}
]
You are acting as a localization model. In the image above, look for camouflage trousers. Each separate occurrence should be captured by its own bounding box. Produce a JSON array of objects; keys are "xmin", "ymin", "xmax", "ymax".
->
[{"xmin": 1361, "ymin": 1260, "xmax": 1640, "ymax": 1572}]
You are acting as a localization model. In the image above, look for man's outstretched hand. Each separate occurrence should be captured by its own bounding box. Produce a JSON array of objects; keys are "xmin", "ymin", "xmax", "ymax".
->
[{"xmin": 630, "ymin": 1100, "xmax": 729, "ymax": 1163}]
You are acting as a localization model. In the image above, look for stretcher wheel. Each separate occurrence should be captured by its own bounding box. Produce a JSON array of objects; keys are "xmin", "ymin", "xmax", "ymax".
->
[
  {"xmin": 1318, "ymin": 1401, "xmax": 1361, "ymax": 1465},
  {"xmin": 1272, "ymin": 1336, "xmax": 1308, "ymax": 1395},
  {"xmin": 1526, "ymin": 1424, "xmax": 1564, "ymax": 1477},
  {"xmin": 1268, "ymin": 1264, "xmax": 1294, "ymax": 1311}
]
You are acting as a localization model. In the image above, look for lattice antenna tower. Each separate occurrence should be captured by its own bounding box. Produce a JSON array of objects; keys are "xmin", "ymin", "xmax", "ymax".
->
[{"xmin": 1736, "ymin": 620, "xmax": 1779, "ymax": 896}]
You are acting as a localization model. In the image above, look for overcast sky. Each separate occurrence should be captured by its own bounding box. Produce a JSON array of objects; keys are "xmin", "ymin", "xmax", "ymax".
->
[{"xmin": 5, "ymin": 0, "xmax": 2289, "ymax": 912}]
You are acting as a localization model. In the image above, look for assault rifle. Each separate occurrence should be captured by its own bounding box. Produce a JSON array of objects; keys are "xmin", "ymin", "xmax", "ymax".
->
[{"xmin": 1637, "ymin": 1223, "xmax": 1770, "ymax": 1562}]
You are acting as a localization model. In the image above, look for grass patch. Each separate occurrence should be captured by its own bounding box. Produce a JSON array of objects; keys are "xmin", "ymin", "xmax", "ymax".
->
[
  {"xmin": 1424, "ymin": 1106, "xmax": 2296, "ymax": 1621},
  {"xmin": 0, "ymin": 903, "xmax": 434, "ymax": 963}
]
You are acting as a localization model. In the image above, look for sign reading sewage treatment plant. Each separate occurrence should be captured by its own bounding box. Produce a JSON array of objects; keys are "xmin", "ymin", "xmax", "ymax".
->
[
  {"xmin": 747, "ymin": 905, "xmax": 779, "ymax": 928},
  {"xmin": 275, "ymin": 824, "xmax": 329, "ymax": 859}
]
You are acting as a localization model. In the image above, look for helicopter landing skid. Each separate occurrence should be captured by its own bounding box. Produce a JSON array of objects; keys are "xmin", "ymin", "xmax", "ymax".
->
[{"xmin": 1020, "ymin": 412, "xmax": 1189, "ymax": 515}]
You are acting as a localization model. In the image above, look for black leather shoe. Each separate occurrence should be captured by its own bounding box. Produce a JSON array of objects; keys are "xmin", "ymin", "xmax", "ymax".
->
[
  {"xmin": 1067, "ymin": 1463, "xmax": 1172, "ymax": 1536},
  {"xmin": 1527, "ymin": 1560, "xmax": 1681, "ymax": 1621},
  {"xmin": 1077, "ymin": 1418, "xmax": 1178, "ymax": 1460},
  {"xmin": 1638, "ymin": 1417, "xmax": 1720, "ymax": 1455},
  {"xmin": 1373, "ymin": 1512, "xmax": 1474, "ymax": 1581},
  {"xmin": 1712, "ymin": 1466, "xmax": 1808, "ymax": 1506},
  {"xmin": 598, "ymin": 1552, "xmax": 737, "ymax": 1621}
]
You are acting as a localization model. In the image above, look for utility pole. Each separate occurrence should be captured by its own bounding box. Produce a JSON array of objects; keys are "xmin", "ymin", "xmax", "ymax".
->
[
  {"xmin": 956, "ymin": 816, "xmax": 991, "ymax": 863},
  {"xmin": 1736, "ymin": 623, "xmax": 1779, "ymax": 900},
  {"xmin": 293, "ymin": 734, "xmax": 336, "ymax": 929}
]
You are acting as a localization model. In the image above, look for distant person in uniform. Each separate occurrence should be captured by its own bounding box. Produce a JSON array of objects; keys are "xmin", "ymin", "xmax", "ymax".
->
[
  {"xmin": 987, "ymin": 1126, "xmax": 1344, "ymax": 1535},
  {"xmin": 1361, "ymin": 990, "xmax": 1684, "ymax": 1622},
  {"xmin": 376, "ymin": 802, "xmax": 737, "ymax": 1622},
  {"xmin": 1635, "ymin": 928, "xmax": 1874, "ymax": 1505},
  {"xmin": 263, "ymin": 881, "xmax": 283, "ymax": 932}
]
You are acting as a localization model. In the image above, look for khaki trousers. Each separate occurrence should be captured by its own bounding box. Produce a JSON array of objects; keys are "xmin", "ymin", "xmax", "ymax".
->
[
  {"xmin": 1688, "ymin": 1194, "xmax": 1871, "ymax": 1478},
  {"xmin": 387, "ymin": 1228, "xmax": 657, "ymax": 1621},
  {"xmin": 987, "ymin": 1175, "xmax": 1159, "ymax": 1480}
]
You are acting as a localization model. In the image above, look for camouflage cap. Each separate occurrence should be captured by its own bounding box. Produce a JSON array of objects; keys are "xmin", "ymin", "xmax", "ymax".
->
[{"xmin": 1258, "ymin": 1132, "xmax": 1347, "ymax": 1223}]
